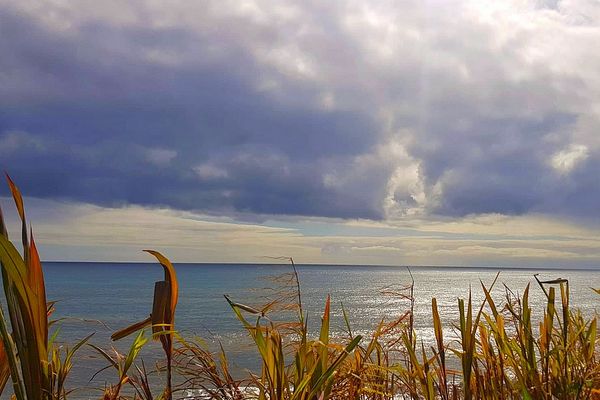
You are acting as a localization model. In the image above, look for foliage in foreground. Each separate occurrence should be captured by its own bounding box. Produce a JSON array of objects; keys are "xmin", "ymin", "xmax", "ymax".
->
[
  {"xmin": 0, "ymin": 175, "xmax": 93, "ymax": 400},
  {"xmin": 0, "ymin": 178, "xmax": 599, "ymax": 399}
]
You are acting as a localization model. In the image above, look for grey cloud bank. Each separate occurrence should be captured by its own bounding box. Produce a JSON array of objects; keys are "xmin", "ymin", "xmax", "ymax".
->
[{"xmin": 1, "ymin": 1, "xmax": 600, "ymax": 223}]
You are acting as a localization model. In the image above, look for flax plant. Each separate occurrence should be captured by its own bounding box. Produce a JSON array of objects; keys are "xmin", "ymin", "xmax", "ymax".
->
[
  {"xmin": 0, "ymin": 175, "xmax": 49, "ymax": 399},
  {"xmin": 0, "ymin": 176, "xmax": 90, "ymax": 399},
  {"xmin": 110, "ymin": 250, "xmax": 178, "ymax": 400}
]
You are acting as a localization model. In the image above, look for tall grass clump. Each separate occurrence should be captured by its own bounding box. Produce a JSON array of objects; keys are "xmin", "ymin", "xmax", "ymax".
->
[
  {"xmin": 388, "ymin": 275, "xmax": 600, "ymax": 399},
  {"xmin": 204, "ymin": 267, "xmax": 599, "ymax": 399},
  {"xmin": 220, "ymin": 261, "xmax": 360, "ymax": 399},
  {"xmin": 90, "ymin": 329, "xmax": 152, "ymax": 400},
  {"xmin": 96, "ymin": 250, "xmax": 178, "ymax": 400},
  {"xmin": 0, "ymin": 175, "xmax": 91, "ymax": 399}
]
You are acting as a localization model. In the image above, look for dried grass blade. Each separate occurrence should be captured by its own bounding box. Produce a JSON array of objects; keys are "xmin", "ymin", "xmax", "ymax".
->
[
  {"xmin": 111, "ymin": 316, "xmax": 152, "ymax": 341},
  {"xmin": 152, "ymin": 282, "xmax": 170, "ymax": 335},
  {"xmin": 143, "ymin": 250, "xmax": 178, "ymax": 313},
  {"xmin": 0, "ymin": 206, "xmax": 7, "ymax": 239},
  {"xmin": 29, "ymin": 232, "xmax": 47, "ymax": 345},
  {"xmin": 5, "ymin": 174, "xmax": 27, "ymax": 256}
]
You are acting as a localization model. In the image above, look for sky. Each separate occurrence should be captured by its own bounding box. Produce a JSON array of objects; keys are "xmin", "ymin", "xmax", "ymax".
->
[{"xmin": 1, "ymin": 0, "xmax": 600, "ymax": 267}]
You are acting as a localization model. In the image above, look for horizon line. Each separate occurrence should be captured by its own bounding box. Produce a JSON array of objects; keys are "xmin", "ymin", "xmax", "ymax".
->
[{"xmin": 40, "ymin": 260, "xmax": 600, "ymax": 271}]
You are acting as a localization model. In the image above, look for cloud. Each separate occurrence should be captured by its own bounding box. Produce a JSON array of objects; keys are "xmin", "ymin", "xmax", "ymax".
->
[
  {"xmin": 1, "ymin": 0, "xmax": 600, "ymax": 225},
  {"xmin": 143, "ymin": 147, "xmax": 177, "ymax": 167},
  {"xmin": 3, "ymin": 196, "xmax": 600, "ymax": 267},
  {"xmin": 194, "ymin": 164, "xmax": 229, "ymax": 180},
  {"xmin": 551, "ymin": 144, "xmax": 589, "ymax": 173},
  {"xmin": 0, "ymin": 131, "xmax": 45, "ymax": 155}
]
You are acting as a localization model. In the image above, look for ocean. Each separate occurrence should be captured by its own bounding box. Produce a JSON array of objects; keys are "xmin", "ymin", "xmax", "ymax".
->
[{"xmin": 1, "ymin": 263, "xmax": 599, "ymax": 399}]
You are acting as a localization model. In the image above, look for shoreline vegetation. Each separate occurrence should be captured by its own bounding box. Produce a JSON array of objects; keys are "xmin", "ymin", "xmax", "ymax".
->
[{"xmin": 1, "ymin": 177, "xmax": 600, "ymax": 399}]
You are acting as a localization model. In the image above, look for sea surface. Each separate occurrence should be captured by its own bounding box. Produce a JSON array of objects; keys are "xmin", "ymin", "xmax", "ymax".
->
[{"xmin": 1, "ymin": 263, "xmax": 600, "ymax": 399}]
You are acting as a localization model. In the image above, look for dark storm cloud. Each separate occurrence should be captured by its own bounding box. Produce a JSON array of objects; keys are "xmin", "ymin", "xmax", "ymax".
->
[
  {"xmin": 0, "ymin": 5, "xmax": 383, "ymax": 218},
  {"xmin": 1, "ymin": 1, "xmax": 600, "ymax": 222},
  {"xmin": 412, "ymin": 113, "xmax": 578, "ymax": 216}
]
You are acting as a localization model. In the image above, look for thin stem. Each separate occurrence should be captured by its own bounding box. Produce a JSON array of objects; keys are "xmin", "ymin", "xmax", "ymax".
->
[{"xmin": 0, "ymin": 304, "xmax": 26, "ymax": 400}]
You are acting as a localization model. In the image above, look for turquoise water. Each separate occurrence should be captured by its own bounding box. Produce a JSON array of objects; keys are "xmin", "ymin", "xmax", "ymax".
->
[{"xmin": 2, "ymin": 263, "xmax": 599, "ymax": 398}]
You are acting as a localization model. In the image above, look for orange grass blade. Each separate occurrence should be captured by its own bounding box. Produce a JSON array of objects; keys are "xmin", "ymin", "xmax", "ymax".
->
[
  {"xmin": 5, "ymin": 175, "xmax": 28, "ymax": 260},
  {"xmin": 143, "ymin": 250, "xmax": 178, "ymax": 316},
  {"xmin": 28, "ymin": 232, "xmax": 47, "ymax": 345},
  {"xmin": 5, "ymin": 175, "xmax": 24, "ymax": 225},
  {"xmin": 111, "ymin": 316, "xmax": 152, "ymax": 341}
]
